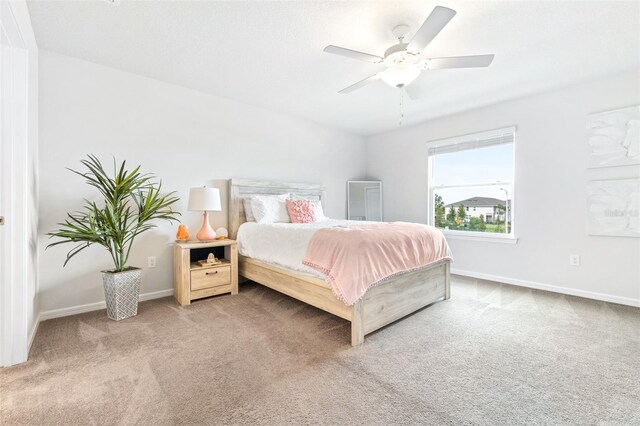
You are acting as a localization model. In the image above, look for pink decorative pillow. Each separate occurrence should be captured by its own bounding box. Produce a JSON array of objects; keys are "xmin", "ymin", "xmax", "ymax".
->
[{"xmin": 286, "ymin": 199, "xmax": 316, "ymax": 223}]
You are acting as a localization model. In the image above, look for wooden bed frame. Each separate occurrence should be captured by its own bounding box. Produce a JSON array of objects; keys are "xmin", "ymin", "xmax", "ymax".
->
[{"xmin": 228, "ymin": 179, "xmax": 451, "ymax": 346}]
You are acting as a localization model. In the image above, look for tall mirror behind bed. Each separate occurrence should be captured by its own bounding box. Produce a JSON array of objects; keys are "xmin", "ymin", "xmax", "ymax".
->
[{"xmin": 347, "ymin": 181, "xmax": 382, "ymax": 221}]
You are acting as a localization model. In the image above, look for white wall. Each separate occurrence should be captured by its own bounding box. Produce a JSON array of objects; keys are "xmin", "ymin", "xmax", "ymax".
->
[
  {"xmin": 39, "ymin": 50, "xmax": 365, "ymax": 315},
  {"xmin": 366, "ymin": 70, "xmax": 640, "ymax": 306},
  {"xmin": 37, "ymin": 49, "xmax": 640, "ymax": 316}
]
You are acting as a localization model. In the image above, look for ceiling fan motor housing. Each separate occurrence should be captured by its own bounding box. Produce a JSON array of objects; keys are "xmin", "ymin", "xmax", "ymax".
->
[
  {"xmin": 383, "ymin": 43, "xmax": 418, "ymax": 67},
  {"xmin": 381, "ymin": 42, "xmax": 421, "ymax": 89}
]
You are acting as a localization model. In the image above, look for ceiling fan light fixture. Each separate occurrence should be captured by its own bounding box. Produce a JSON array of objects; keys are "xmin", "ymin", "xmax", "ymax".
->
[{"xmin": 381, "ymin": 64, "xmax": 420, "ymax": 88}]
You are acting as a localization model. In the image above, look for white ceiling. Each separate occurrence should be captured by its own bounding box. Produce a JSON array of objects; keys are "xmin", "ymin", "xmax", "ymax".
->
[{"xmin": 28, "ymin": 0, "xmax": 640, "ymax": 136}]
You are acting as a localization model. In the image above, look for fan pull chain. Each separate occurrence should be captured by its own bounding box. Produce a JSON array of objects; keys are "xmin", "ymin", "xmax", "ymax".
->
[{"xmin": 398, "ymin": 88, "xmax": 404, "ymax": 127}]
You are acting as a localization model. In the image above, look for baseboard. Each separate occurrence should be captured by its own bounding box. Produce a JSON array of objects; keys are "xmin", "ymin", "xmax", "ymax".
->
[
  {"xmin": 35, "ymin": 273, "xmax": 640, "ymax": 321},
  {"xmin": 39, "ymin": 289, "xmax": 174, "ymax": 321},
  {"xmin": 28, "ymin": 312, "xmax": 41, "ymax": 352},
  {"xmin": 451, "ymin": 268, "xmax": 640, "ymax": 308}
]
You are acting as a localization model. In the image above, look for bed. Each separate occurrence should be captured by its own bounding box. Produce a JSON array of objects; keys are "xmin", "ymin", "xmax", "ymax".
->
[{"xmin": 228, "ymin": 178, "xmax": 451, "ymax": 346}]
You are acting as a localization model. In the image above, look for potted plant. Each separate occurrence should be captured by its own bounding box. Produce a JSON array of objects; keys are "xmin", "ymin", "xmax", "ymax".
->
[{"xmin": 47, "ymin": 155, "xmax": 180, "ymax": 321}]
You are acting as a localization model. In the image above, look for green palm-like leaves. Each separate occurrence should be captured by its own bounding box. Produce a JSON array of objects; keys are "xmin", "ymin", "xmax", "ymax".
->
[{"xmin": 47, "ymin": 155, "xmax": 180, "ymax": 272}]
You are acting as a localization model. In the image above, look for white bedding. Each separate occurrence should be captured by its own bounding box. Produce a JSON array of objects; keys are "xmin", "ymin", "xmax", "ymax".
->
[{"xmin": 236, "ymin": 219, "xmax": 363, "ymax": 279}]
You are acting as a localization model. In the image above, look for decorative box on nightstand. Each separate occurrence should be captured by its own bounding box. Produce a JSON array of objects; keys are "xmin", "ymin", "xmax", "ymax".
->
[{"xmin": 173, "ymin": 239, "xmax": 238, "ymax": 306}]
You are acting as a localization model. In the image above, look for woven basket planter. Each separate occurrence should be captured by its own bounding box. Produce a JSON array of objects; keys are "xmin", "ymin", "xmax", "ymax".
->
[{"xmin": 101, "ymin": 268, "xmax": 142, "ymax": 321}]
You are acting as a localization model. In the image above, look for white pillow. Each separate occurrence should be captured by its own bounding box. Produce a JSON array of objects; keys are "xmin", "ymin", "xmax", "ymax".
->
[
  {"xmin": 251, "ymin": 193, "xmax": 291, "ymax": 224},
  {"xmin": 312, "ymin": 200, "xmax": 327, "ymax": 221},
  {"xmin": 243, "ymin": 198, "xmax": 256, "ymax": 222}
]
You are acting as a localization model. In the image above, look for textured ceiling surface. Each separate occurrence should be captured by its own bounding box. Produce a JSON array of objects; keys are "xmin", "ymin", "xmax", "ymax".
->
[{"xmin": 28, "ymin": 0, "xmax": 640, "ymax": 136}]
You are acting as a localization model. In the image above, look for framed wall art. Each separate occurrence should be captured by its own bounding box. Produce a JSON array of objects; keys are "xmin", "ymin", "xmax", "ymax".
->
[
  {"xmin": 587, "ymin": 105, "xmax": 640, "ymax": 169},
  {"xmin": 587, "ymin": 178, "xmax": 639, "ymax": 237}
]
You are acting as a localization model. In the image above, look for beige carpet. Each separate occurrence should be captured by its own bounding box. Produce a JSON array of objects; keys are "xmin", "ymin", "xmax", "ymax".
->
[{"xmin": 1, "ymin": 276, "xmax": 639, "ymax": 425}]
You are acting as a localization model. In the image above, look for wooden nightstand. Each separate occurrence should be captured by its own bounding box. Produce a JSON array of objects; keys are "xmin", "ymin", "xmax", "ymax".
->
[{"xmin": 173, "ymin": 239, "xmax": 238, "ymax": 306}]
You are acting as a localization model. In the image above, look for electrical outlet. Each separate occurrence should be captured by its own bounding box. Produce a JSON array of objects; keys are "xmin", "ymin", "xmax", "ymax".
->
[
  {"xmin": 569, "ymin": 254, "xmax": 580, "ymax": 266},
  {"xmin": 148, "ymin": 256, "xmax": 157, "ymax": 268}
]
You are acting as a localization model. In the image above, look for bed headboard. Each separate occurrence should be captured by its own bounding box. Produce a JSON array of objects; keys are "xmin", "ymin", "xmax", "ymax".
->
[{"xmin": 228, "ymin": 179, "xmax": 326, "ymax": 239}]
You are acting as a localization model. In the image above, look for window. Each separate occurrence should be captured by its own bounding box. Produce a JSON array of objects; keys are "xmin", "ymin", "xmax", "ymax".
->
[{"xmin": 428, "ymin": 127, "xmax": 515, "ymax": 238}]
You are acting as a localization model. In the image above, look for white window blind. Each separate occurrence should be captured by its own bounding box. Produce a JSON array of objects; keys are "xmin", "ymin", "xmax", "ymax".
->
[{"xmin": 427, "ymin": 126, "xmax": 515, "ymax": 156}]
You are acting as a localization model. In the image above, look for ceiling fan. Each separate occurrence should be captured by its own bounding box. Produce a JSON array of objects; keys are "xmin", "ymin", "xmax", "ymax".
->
[{"xmin": 324, "ymin": 6, "xmax": 494, "ymax": 95}]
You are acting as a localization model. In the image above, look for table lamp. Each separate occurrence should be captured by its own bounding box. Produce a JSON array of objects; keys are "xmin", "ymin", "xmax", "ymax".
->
[{"xmin": 188, "ymin": 187, "xmax": 222, "ymax": 241}]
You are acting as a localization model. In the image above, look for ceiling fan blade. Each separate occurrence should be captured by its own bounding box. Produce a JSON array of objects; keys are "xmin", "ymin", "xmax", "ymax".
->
[
  {"xmin": 425, "ymin": 54, "xmax": 495, "ymax": 69},
  {"xmin": 338, "ymin": 73, "xmax": 382, "ymax": 94},
  {"xmin": 324, "ymin": 45, "xmax": 383, "ymax": 63},
  {"xmin": 407, "ymin": 6, "xmax": 456, "ymax": 53}
]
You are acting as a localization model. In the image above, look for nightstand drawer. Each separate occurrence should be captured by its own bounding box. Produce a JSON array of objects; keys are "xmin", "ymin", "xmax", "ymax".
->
[{"xmin": 191, "ymin": 265, "xmax": 231, "ymax": 291}]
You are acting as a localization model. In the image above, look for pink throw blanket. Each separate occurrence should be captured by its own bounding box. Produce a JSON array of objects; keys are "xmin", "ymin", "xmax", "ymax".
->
[{"xmin": 302, "ymin": 222, "xmax": 451, "ymax": 306}]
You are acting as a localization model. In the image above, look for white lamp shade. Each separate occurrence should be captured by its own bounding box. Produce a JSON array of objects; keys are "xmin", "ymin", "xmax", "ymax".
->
[
  {"xmin": 381, "ymin": 64, "xmax": 421, "ymax": 88},
  {"xmin": 187, "ymin": 187, "xmax": 221, "ymax": 212}
]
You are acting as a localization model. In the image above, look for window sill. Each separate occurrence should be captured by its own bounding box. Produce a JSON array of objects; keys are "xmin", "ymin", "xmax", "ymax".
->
[{"xmin": 442, "ymin": 230, "xmax": 518, "ymax": 244}]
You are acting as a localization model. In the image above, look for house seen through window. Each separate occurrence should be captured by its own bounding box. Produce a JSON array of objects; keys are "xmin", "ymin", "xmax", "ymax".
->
[{"xmin": 428, "ymin": 127, "xmax": 515, "ymax": 236}]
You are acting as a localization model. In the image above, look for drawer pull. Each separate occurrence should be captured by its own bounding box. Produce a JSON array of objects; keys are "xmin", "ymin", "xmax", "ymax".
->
[{"xmin": 206, "ymin": 271, "xmax": 219, "ymax": 275}]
